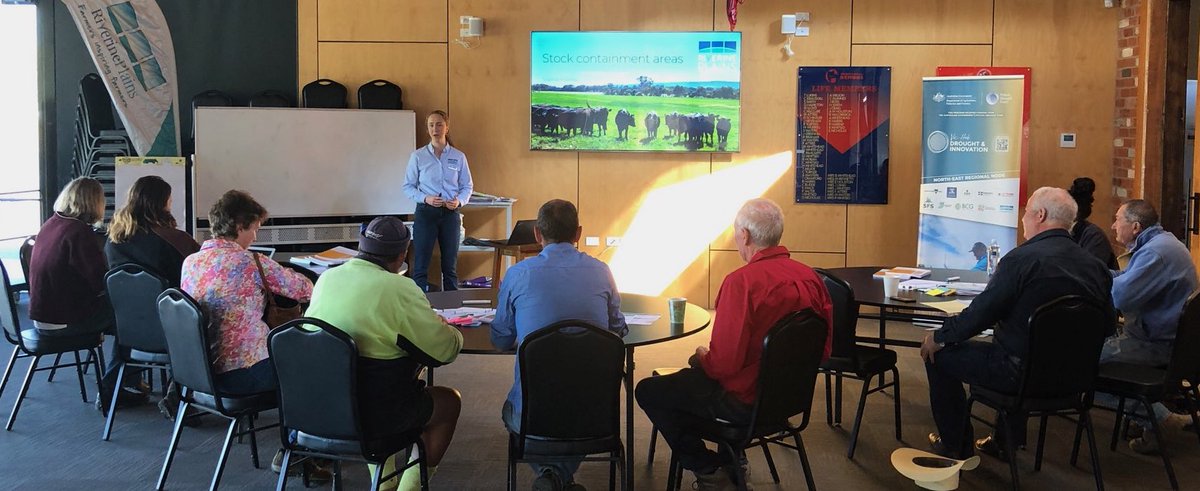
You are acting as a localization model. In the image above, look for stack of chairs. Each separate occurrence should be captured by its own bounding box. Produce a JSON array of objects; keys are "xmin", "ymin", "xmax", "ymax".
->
[{"xmin": 73, "ymin": 73, "xmax": 133, "ymax": 221}]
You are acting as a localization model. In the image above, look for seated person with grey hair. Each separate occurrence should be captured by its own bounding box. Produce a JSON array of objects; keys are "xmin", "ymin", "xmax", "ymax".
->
[
  {"xmin": 922, "ymin": 187, "xmax": 1113, "ymax": 461},
  {"xmin": 636, "ymin": 198, "xmax": 833, "ymax": 490},
  {"xmin": 490, "ymin": 199, "xmax": 628, "ymax": 491},
  {"xmin": 305, "ymin": 217, "xmax": 464, "ymax": 491},
  {"xmin": 1102, "ymin": 199, "xmax": 1199, "ymax": 454}
]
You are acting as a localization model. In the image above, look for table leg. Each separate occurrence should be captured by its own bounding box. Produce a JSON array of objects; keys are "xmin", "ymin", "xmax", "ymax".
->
[
  {"xmin": 625, "ymin": 347, "xmax": 636, "ymax": 490},
  {"xmin": 878, "ymin": 309, "xmax": 887, "ymax": 390}
]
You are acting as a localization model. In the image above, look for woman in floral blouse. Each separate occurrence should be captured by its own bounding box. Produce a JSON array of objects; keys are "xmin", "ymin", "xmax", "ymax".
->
[{"xmin": 181, "ymin": 190, "xmax": 312, "ymax": 395}]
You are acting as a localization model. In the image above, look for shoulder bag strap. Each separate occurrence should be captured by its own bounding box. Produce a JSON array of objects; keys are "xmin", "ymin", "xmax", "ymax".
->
[{"xmin": 251, "ymin": 252, "xmax": 277, "ymax": 309}]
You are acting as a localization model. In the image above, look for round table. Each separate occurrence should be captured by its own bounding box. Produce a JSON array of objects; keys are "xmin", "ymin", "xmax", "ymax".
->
[
  {"xmin": 424, "ymin": 289, "xmax": 711, "ymax": 489},
  {"xmin": 823, "ymin": 267, "xmax": 988, "ymax": 348}
]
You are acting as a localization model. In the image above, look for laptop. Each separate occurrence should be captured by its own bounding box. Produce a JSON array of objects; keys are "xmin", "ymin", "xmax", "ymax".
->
[
  {"xmin": 248, "ymin": 246, "xmax": 276, "ymax": 259},
  {"xmin": 474, "ymin": 220, "xmax": 538, "ymax": 247}
]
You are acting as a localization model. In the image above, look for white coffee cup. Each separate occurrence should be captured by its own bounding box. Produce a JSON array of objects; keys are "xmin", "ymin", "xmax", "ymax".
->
[{"xmin": 883, "ymin": 273, "xmax": 903, "ymax": 298}]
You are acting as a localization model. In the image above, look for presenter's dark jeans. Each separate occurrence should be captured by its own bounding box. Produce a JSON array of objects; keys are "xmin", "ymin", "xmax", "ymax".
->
[
  {"xmin": 635, "ymin": 366, "xmax": 752, "ymax": 473},
  {"xmin": 412, "ymin": 204, "xmax": 461, "ymax": 292},
  {"xmin": 925, "ymin": 340, "xmax": 1021, "ymax": 459}
]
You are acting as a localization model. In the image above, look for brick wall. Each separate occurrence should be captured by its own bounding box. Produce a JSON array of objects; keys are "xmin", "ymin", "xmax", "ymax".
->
[{"xmin": 1113, "ymin": 0, "xmax": 1141, "ymax": 210}]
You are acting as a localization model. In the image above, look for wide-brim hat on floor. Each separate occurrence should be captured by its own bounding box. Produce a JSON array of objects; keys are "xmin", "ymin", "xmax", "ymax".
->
[{"xmin": 891, "ymin": 447, "xmax": 980, "ymax": 490}]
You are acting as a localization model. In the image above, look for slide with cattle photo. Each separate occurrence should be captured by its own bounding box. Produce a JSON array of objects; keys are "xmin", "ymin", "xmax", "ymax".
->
[{"xmin": 530, "ymin": 31, "xmax": 741, "ymax": 153}]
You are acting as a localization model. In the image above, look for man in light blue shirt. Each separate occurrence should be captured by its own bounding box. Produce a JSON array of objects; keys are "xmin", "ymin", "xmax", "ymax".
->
[
  {"xmin": 1103, "ymin": 199, "xmax": 1199, "ymax": 454},
  {"xmin": 401, "ymin": 111, "xmax": 474, "ymax": 292},
  {"xmin": 490, "ymin": 199, "xmax": 628, "ymax": 491}
]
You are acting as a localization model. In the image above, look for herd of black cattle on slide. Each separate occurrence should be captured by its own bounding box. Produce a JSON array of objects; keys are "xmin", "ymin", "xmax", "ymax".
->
[{"xmin": 531, "ymin": 104, "xmax": 733, "ymax": 149}]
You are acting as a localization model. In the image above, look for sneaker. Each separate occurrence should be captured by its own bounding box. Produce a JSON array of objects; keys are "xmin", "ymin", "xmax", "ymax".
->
[
  {"xmin": 532, "ymin": 468, "xmax": 563, "ymax": 491},
  {"xmin": 95, "ymin": 387, "xmax": 149, "ymax": 415},
  {"xmin": 271, "ymin": 450, "xmax": 332, "ymax": 484},
  {"xmin": 1130, "ymin": 429, "xmax": 1160, "ymax": 455},
  {"xmin": 692, "ymin": 467, "xmax": 738, "ymax": 491}
]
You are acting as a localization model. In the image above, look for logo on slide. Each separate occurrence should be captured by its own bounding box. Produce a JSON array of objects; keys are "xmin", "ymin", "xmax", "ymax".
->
[
  {"xmin": 985, "ymin": 92, "xmax": 1000, "ymax": 105},
  {"xmin": 927, "ymin": 131, "xmax": 950, "ymax": 153}
]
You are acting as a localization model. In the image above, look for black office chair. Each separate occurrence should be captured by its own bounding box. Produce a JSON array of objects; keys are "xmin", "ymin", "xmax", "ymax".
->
[
  {"xmin": 1093, "ymin": 291, "xmax": 1200, "ymax": 490},
  {"xmin": 10, "ymin": 235, "xmax": 34, "ymax": 300},
  {"xmin": 269, "ymin": 318, "xmax": 429, "ymax": 491},
  {"xmin": 509, "ymin": 320, "xmax": 626, "ymax": 491},
  {"xmin": 358, "ymin": 79, "xmax": 403, "ymax": 109},
  {"xmin": 967, "ymin": 295, "xmax": 1111, "ymax": 491},
  {"xmin": 665, "ymin": 310, "xmax": 828, "ymax": 491},
  {"xmin": 249, "ymin": 90, "xmax": 295, "ymax": 108},
  {"xmin": 155, "ymin": 288, "xmax": 279, "ymax": 491},
  {"xmin": 0, "ymin": 261, "xmax": 105, "ymax": 431},
  {"xmin": 815, "ymin": 269, "xmax": 901, "ymax": 459},
  {"xmin": 102, "ymin": 264, "xmax": 172, "ymax": 440},
  {"xmin": 302, "ymin": 79, "xmax": 349, "ymax": 109}
]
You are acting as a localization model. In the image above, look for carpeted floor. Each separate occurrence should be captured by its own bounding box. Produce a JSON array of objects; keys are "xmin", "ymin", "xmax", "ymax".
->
[{"xmin": 1, "ymin": 292, "xmax": 1196, "ymax": 490}]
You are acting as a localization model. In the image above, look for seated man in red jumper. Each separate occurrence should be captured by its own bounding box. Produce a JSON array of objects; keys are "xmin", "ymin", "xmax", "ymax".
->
[{"xmin": 635, "ymin": 198, "xmax": 833, "ymax": 491}]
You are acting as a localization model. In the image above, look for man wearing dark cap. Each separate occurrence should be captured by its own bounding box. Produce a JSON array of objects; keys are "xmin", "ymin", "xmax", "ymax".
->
[
  {"xmin": 305, "ymin": 216, "xmax": 463, "ymax": 491},
  {"xmin": 969, "ymin": 242, "xmax": 988, "ymax": 271}
]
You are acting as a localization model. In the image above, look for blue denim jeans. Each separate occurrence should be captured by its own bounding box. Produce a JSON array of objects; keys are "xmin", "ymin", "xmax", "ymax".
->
[
  {"xmin": 502, "ymin": 400, "xmax": 582, "ymax": 483},
  {"xmin": 411, "ymin": 204, "xmax": 461, "ymax": 292},
  {"xmin": 1093, "ymin": 335, "xmax": 1174, "ymax": 423}
]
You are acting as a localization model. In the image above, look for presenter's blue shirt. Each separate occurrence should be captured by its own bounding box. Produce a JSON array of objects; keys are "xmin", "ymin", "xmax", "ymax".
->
[
  {"xmin": 490, "ymin": 242, "xmax": 628, "ymax": 420},
  {"xmin": 402, "ymin": 143, "xmax": 473, "ymax": 205}
]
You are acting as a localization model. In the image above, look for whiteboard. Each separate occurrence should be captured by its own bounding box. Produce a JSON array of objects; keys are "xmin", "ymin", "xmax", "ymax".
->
[
  {"xmin": 194, "ymin": 107, "xmax": 417, "ymax": 218},
  {"xmin": 115, "ymin": 156, "xmax": 188, "ymax": 229}
]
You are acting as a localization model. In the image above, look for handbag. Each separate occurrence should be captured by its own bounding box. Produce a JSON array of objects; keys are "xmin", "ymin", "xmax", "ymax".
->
[{"xmin": 253, "ymin": 253, "xmax": 303, "ymax": 328}]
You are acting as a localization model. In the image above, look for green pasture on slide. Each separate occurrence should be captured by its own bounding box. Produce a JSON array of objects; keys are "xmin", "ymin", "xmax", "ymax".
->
[{"xmin": 531, "ymin": 91, "xmax": 740, "ymax": 152}]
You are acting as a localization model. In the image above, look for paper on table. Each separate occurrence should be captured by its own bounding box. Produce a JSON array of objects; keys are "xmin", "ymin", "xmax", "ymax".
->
[
  {"xmin": 899, "ymin": 279, "xmax": 943, "ymax": 290},
  {"xmin": 920, "ymin": 300, "xmax": 972, "ymax": 315},
  {"xmin": 623, "ymin": 313, "xmax": 661, "ymax": 326},
  {"xmin": 435, "ymin": 307, "xmax": 496, "ymax": 324}
]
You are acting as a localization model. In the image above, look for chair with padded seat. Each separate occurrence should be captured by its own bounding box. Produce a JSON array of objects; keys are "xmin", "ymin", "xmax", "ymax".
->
[
  {"xmin": 357, "ymin": 79, "xmax": 403, "ymax": 109},
  {"xmin": 249, "ymin": 90, "xmax": 295, "ymax": 108},
  {"xmin": 0, "ymin": 261, "xmax": 105, "ymax": 431},
  {"xmin": 268, "ymin": 318, "xmax": 429, "ymax": 491},
  {"xmin": 154, "ymin": 288, "xmax": 279, "ymax": 491},
  {"xmin": 302, "ymin": 79, "xmax": 349, "ymax": 109},
  {"xmin": 101, "ymin": 264, "xmax": 173, "ymax": 440},
  {"xmin": 1092, "ymin": 291, "xmax": 1200, "ymax": 491},
  {"xmin": 815, "ymin": 268, "xmax": 901, "ymax": 459},
  {"xmin": 509, "ymin": 319, "xmax": 627, "ymax": 491},
  {"xmin": 968, "ymin": 295, "xmax": 1111, "ymax": 491},
  {"xmin": 665, "ymin": 310, "xmax": 828, "ymax": 491}
]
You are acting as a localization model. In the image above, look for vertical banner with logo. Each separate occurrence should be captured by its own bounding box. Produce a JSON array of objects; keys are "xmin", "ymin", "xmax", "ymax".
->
[
  {"xmin": 795, "ymin": 67, "xmax": 891, "ymax": 204},
  {"xmin": 918, "ymin": 76, "xmax": 1025, "ymax": 270},
  {"xmin": 936, "ymin": 67, "xmax": 1031, "ymax": 198},
  {"xmin": 61, "ymin": 0, "xmax": 180, "ymax": 156}
]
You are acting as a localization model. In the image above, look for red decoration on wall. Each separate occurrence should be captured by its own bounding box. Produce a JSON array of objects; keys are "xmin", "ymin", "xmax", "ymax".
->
[{"xmin": 727, "ymin": 0, "xmax": 744, "ymax": 31}]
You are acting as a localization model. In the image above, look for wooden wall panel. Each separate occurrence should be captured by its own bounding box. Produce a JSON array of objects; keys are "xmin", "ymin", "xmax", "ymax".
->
[
  {"xmin": 448, "ymin": 0, "xmax": 581, "ymax": 279},
  {"xmin": 317, "ymin": 0, "xmax": 447, "ymax": 42},
  {"xmin": 853, "ymin": 0, "xmax": 994, "ymax": 45},
  {"xmin": 994, "ymin": 0, "xmax": 1120, "ymax": 233},
  {"xmin": 298, "ymin": 0, "xmax": 318, "ymax": 93},
  {"xmin": 711, "ymin": 0, "xmax": 852, "ymax": 253},
  {"xmin": 317, "ymin": 43, "xmax": 448, "ymax": 145},
  {"xmin": 846, "ymin": 45, "xmax": 992, "ymax": 267},
  {"xmin": 581, "ymin": 0, "xmax": 714, "ymax": 30}
]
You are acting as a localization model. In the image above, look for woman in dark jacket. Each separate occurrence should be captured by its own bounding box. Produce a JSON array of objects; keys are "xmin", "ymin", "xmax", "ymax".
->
[
  {"xmin": 1068, "ymin": 177, "xmax": 1119, "ymax": 270},
  {"xmin": 106, "ymin": 175, "xmax": 199, "ymax": 286}
]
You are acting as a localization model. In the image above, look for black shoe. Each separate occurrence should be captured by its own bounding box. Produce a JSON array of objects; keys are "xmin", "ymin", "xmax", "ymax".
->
[
  {"xmin": 95, "ymin": 387, "xmax": 150, "ymax": 415},
  {"xmin": 928, "ymin": 433, "xmax": 973, "ymax": 459},
  {"xmin": 974, "ymin": 435, "xmax": 1010, "ymax": 462}
]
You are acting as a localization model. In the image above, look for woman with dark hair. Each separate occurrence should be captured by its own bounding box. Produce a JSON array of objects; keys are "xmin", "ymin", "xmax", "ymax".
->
[
  {"xmin": 1068, "ymin": 177, "xmax": 1119, "ymax": 269},
  {"xmin": 181, "ymin": 190, "xmax": 312, "ymax": 395},
  {"xmin": 106, "ymin": 175, "xmax": 199, "ymax": 286},
  {"xmin": 402, "ymin": 110, "xmax": 474, "ymax": 292}
]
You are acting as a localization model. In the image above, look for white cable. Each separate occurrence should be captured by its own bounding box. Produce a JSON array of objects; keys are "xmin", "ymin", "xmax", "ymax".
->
[{"xmin": 783, "ymin": 34, "xmax": 795, "ymax": 57}]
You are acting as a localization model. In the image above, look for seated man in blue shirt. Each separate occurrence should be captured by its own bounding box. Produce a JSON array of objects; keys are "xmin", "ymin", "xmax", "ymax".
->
[
  {"xmin": 1104, "ymin": 199, "xmax": 1199, "ymax": 454},
  {"xmin": 490, "ymin": 199, "xmax": 629, "ymax": 491}
]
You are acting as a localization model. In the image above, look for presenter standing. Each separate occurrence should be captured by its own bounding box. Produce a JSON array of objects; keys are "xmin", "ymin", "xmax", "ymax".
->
[{"xmin": 403, "ymin": 110, "xmax": 473, "ymax": 292}]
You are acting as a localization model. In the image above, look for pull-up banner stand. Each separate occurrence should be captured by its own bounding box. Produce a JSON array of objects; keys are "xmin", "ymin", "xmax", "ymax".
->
[{"xmin": 917, "ymin": 76, "xmax": 1025, "ymax": 270}]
